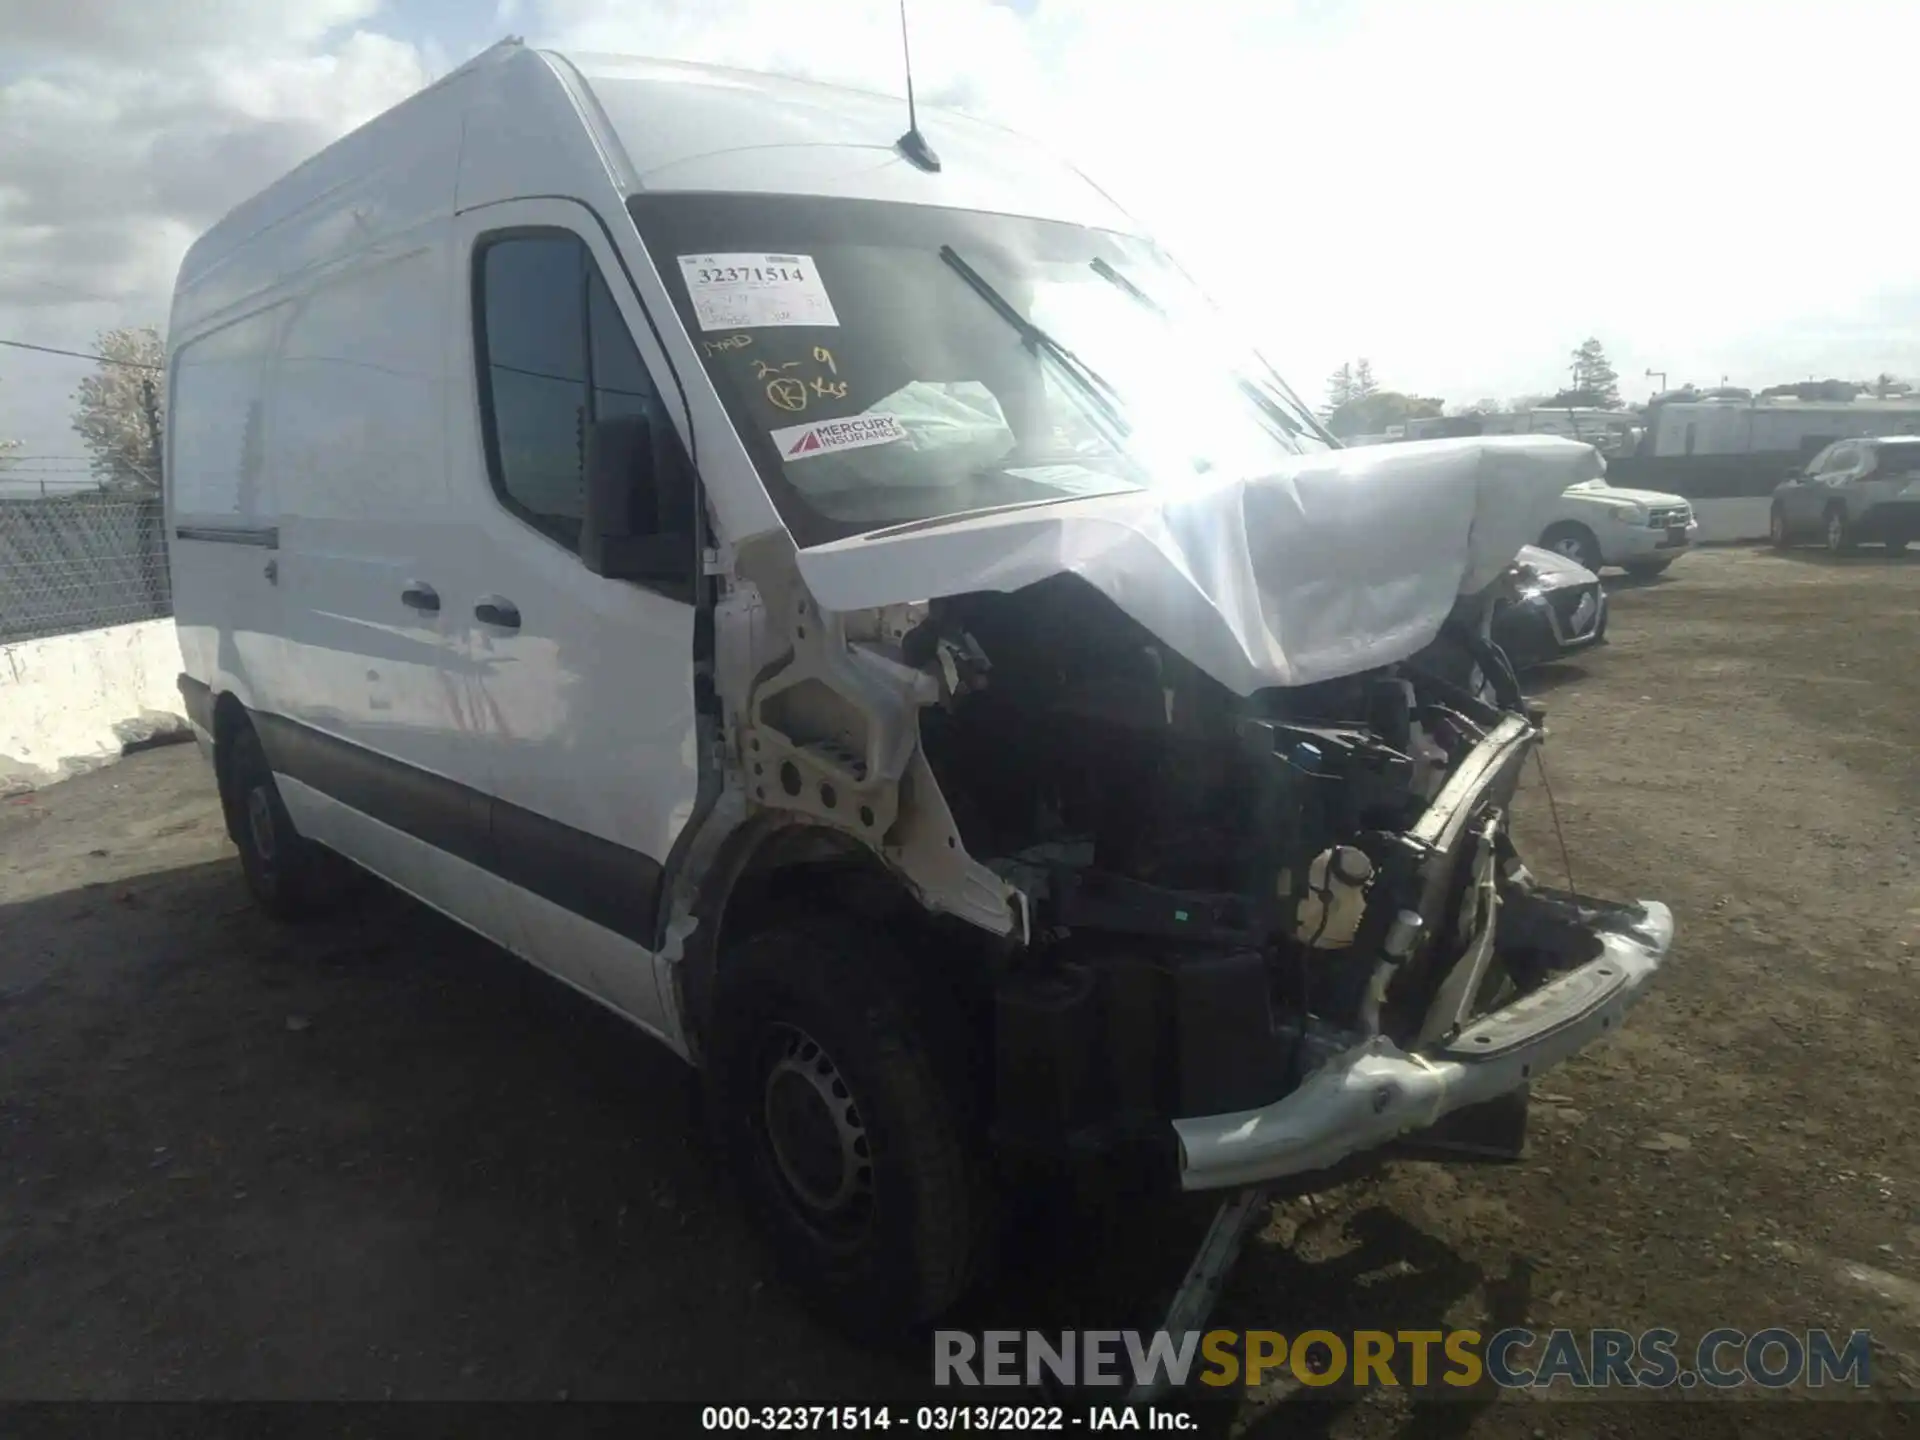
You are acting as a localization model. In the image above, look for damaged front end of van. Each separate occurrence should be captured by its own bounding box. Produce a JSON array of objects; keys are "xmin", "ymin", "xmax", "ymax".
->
[
  {"xmin": 631, "ymin": 195, "xmax": 1671, "ymax": 1326},
  {"xmin": 687, "ymin": 433, "xmax": 1673, "ymax": 1205}
]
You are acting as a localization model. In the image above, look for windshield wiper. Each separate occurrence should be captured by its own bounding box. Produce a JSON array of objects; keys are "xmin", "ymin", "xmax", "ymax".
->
[
  {"xmin": 1087, "ymin": 256, "xmax": 1334, "ymax": 446},
  {"xmin": 938, "ymin": 245, "xmax": 1129, "ymax": 437}
]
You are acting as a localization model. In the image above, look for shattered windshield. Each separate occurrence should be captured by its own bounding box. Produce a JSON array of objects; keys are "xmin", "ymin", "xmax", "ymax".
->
[{"xmin": 628, "ymin": 193, "xmax": 1330, "ymax": 547}]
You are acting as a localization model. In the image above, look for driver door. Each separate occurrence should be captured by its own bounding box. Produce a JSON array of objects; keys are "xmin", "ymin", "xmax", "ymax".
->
[{"xmin": 444, "ymin": 198, "xmax": 702, "ymax": 1043}]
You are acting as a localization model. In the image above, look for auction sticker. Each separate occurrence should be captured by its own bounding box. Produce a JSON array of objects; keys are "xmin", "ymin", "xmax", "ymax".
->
[
  {"xmin": 677, "ymin": 253, "xmax": 839, "ymax": 331},
  {"xmin": 769, "ymin": 414, "xmax": 909, "ymax": 461}
]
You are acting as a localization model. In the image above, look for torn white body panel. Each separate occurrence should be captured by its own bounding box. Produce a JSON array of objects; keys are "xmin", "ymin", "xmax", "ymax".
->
[{"xmin": 794, "ymin": 435, "xmax": 1604, "ymax": 695}]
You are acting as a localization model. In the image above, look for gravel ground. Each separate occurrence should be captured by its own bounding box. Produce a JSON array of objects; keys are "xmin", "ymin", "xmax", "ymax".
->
[{"xmin": 1, "ymin": 546, "xmax": 1916, "ymax": 1435}]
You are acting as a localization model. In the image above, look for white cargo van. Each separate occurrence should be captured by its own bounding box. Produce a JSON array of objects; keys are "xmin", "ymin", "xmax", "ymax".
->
[{"xmin": 167, "ymin": 39, "xmax": 1673, "ymax": 1329}]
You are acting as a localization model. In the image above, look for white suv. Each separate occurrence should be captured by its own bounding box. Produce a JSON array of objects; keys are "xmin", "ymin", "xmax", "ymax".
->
[{"xmin": 1537, "ymin": 477, "xmax": 1697, "ymax": 577}]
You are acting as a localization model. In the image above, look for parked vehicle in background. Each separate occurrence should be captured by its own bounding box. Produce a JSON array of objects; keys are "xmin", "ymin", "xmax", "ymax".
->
[
  {"xmin": 1770, "ymin": 436, "xmax": 1920, "ymax": 554},
  {"xmin": 1492, "ymin": 545, "xmax": 1608, "ymax": 670},
  {"xmin": 1535, "ymin": 475, "xmax": 1696, "ymax": 576},
  {"xmin": 163, "ymin": 39, "xmax": 1675, "ymax": 1331}
]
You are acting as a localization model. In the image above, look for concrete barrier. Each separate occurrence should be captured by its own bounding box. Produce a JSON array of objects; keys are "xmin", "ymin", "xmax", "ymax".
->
[{"xmin": 1, "ymin": 619, "xmax": 190, "ymax": 795}]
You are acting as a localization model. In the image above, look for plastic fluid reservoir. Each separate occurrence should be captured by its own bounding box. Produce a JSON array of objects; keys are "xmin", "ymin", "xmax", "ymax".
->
[{"xmin": 1294, "ymin": 845, "xmax": 1376, "ymax": 949}]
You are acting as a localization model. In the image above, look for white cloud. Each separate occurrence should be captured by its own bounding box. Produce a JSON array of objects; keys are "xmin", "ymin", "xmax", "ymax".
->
[
  {"xmin": 0, "ymin": 0, "xmax": 385, "ymax": 60},
  {"xmin": 0, "ymin": 3, "xmax": 428, "ymax": 461},
  {"xmin": 3, "ymin": 0, "xmax": 1915, "ymax": 463}
]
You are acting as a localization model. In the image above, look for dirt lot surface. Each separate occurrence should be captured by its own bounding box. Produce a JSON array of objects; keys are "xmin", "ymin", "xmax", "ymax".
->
[{"xmin": 3, "ymin": 546, "xmax": 1918, "ymax": 1434}]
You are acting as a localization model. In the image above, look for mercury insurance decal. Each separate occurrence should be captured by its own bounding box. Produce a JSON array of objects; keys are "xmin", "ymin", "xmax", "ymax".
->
[{"xmin": 768, "ymin": 415, "xmax": 909, "ymax": 461}]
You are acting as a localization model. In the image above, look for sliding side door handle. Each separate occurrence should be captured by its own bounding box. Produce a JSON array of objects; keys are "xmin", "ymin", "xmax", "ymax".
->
[{"xmin": 400, "ymin": 581, "xmax": 440, "ymax": 614}]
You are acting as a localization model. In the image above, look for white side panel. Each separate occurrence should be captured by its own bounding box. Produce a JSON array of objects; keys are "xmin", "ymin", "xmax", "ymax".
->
[
  {"xmin": 276, "ymin": 773, "xmax": 687, "ymax": 1058},
  {"xmin": 276, "ymin": 773, "xmax": 496, "ymax": 942},
  {"xmin": 509, "ymin": 887, "xmax": 683, "ymax": 1050},
  {"xmin": 268, "ymin": 228, "xmax": 466, "ymax": 784}
]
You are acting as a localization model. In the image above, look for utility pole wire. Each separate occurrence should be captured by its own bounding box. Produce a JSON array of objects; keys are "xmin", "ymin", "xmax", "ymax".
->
[{"xmin": 0, "ymin": 337, "xmax": 164, "ymax": 371}]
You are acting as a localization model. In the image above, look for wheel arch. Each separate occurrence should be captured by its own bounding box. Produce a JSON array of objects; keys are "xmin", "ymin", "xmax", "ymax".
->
[
  {"xmin": 1539, "ymin": 517, "xmax": 1602, "ymax": 565},
  {"xmin": 210, "ymin": 691, "xmax": 254, "ymax": 843},
  {"xmin": 676, "ymin": 817, "xmax": 931, "ymax": 1066}
]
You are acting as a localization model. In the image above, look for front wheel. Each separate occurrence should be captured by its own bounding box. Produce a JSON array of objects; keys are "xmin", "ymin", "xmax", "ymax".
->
[
  {"xmin": 1825, "ymin": 507, "xmax": 1856, "ymax": 555},
  {"xmin": 708, "ymin": 917, "xmax": 995, "ymax": 1333},
  {"xmin": 1539, "ymin": 522, "xmax": 1602, "ymax": 573},
  {"xmin": 1769, "ymin": 503, "xmax": 1791, "ymax": 549}
]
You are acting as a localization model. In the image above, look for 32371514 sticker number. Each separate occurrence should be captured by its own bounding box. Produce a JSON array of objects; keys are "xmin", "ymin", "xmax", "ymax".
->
[
  {"xmin": 677, "ymin": 252, "xmax": 840, "ymax": 331},
  {"xmin": 700, "ymin": 1406, "xmax": 899, "ymax": 1431}
]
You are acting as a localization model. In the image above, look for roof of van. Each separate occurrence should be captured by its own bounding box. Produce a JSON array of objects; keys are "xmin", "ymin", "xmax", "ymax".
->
[
  {"xmin": 171, "ymin": 40, "xmax": 1139, "ymax": 333},
  {"xmin": 551, "ymin": 49, "xmax": 1135, "ymax": 228}
]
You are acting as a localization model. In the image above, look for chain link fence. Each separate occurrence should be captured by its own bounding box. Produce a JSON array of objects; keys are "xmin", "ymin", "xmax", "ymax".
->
[{"xmin": 0, "ymin": 492, "xmax": 172, "ymax": 645}]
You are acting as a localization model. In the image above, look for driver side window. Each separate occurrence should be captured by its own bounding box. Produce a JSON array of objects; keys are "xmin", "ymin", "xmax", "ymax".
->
[{"xmin": 473, "ymin": 229, "xmax": 692, "ymax": 574}]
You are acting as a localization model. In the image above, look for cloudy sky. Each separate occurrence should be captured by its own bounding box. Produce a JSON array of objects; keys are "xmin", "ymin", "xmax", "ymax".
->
[{"xmin": 2, "ymin": 0, "xmax": 1916, "ymax": 472}]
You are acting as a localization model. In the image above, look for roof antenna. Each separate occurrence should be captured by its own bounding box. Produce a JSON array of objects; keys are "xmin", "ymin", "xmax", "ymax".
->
[{"xmin": 893, "ymin": 0, "xmax": 941, "ymax": 172}]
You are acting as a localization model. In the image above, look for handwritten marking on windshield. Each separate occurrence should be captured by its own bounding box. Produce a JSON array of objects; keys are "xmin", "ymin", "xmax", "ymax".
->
[
  {"xmin": 810, "ymin": 376, "xmax": 848, "ymax": 401},
  {"xmin": 752, "ymin": 358, "xmax": 799, "ymax": 380},
  {"xmin": 767, "ymin": 377, "xmax": 809, "ymax": 413},
  {"xmin": 813, "ymin": 346, "xmax": 837, "ymax": 374},
  {"xmin": 703, "ymin": 334, "xmax": 753, "ymax": 356}
]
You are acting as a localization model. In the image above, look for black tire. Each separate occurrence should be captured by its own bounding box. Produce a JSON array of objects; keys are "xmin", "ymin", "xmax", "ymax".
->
[
  {"xmin": 707, "ymin": 916, "xmax": 994, "ymax": 1334},
  {"xmin": 221, "ymin": 723, "xmax": 350, "ymax": 920},
  {"xmin": 1769, "ymin": 503, "xmax": 1791, "ymax": 550},
  {"xmin": 1539, "ymin": 521, "xmax": 1602, "ymax": 573},
  {"xmin": 1824, "ymin": 505, "xmax": 1856, "ymax": 555},
  {"xmin": 1623, "ymin": 558, "xmax": 1672, "ymax": 578}
]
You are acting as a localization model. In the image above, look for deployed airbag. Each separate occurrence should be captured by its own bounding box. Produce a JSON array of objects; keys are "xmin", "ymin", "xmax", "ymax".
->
[{"xmin": 793, "ymin": 435, "xmax": 1604, "ymax": 694}]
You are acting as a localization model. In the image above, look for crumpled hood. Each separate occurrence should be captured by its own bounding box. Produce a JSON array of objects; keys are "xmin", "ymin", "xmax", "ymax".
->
[{"xmin": 795, "ymin": 435, "xmax": 1605, "ymax": 695}]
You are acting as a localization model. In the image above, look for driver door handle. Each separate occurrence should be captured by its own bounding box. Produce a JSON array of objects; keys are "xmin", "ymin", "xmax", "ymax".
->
[{"xmin": 474, "ymin": 596, "xmax": 521, "ymax": 630}]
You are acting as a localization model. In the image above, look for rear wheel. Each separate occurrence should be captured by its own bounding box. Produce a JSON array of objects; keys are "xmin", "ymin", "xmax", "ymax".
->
[
  {"xmin": 1539, "ymin": 522, "xmax": 1602, "ymax": 573},
  {"xmin": 221, "ymin": 724, "xmax": 352, "ymax": 920},
  {"xmin": 1825, "ymin": 506, "xmax": 1856, "ymax": 555},
  {"xmin": 1769, "ymin": 503, "xmax": 1791, "ymax": 549},
  {"xmin": 708, "ymin": 916, "xmax": 994, "ymax": 1333}
]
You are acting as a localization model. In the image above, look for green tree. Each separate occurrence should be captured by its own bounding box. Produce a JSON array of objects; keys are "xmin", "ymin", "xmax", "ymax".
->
[
  {"xmin": 71, "ymin": 326, "xmax": 165, "ymax": 492},
  {"xmin": 1324, "ymin": 362, "xmax": 1356, "ymax": 414},
  {"xmin": 1569, "ymin": 338, "xmax": 1621, "ymax": 407},
  {"xmin": 1325, "ymin": 390, "xmax": 1443, "ymax": 441}
]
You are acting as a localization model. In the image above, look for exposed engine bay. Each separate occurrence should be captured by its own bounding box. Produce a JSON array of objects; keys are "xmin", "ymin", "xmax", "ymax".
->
[
  {"xmin": 869, "ymin": 563, "xmax": 1657, "ymax": 1182},
  {"xmin": 723, "ymin": 540, "xmax": 1674, "ymax": 1192}
]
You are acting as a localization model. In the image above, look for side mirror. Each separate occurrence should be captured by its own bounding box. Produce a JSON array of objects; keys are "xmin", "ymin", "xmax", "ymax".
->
[{"xmin": 581, "ymin": 413, "xmax": 697, "ymax": 591}]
